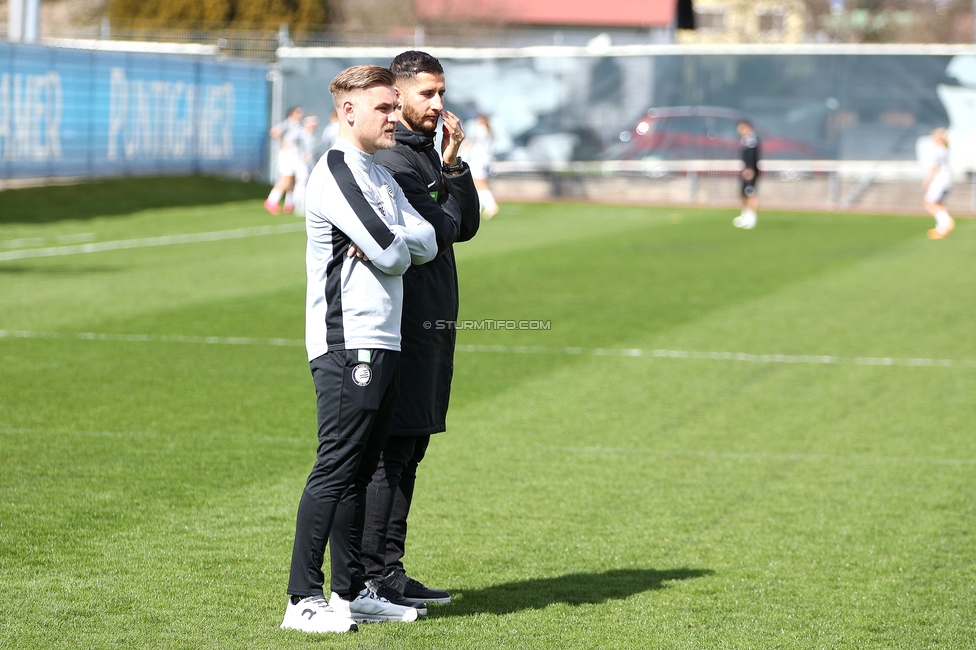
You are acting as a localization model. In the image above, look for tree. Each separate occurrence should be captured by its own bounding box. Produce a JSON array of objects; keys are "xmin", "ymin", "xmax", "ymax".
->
[
  {"xmin": 108, "ymin": 0, "xmax": 336, "ymax": 26},
  {"xmin": 805, "ymin": 0, "xmax": 973, "ymax": 43}
]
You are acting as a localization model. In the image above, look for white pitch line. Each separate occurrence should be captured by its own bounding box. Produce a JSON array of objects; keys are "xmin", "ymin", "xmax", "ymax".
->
[
  {"xmin": 454, "ymin": 343, "xmax": 976, "ymax": 369},
  {"xmin": 0, "ymin": 330, "xmax": 305, "ymax": 347},
  {"xmin": 0, "ymin": 427, "xmax": 158, "ymax": 439},
  {"xmin": 551, "ymin": 446, "xmax": 976, "ymax": 466},
  {"xmin": 1, "ymin": 329, "xmax": 973, "ymax": 369},
  {"xmin": 0, "ymin": 223, "xmax": 305, "ymax": 262}
]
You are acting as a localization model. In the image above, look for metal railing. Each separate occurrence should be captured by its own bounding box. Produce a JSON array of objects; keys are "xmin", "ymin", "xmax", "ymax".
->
[
  {"xmin": 489, "ymin": 160, "xmax": 974, "ymax": 214},
  {"xmin": 33, "ymin": 24, "xmax": 283, "ymax": 61}
]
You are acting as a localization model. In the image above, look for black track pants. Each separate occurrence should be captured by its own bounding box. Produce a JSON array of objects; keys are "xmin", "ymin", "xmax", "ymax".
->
[
  {"xmin": 362, "ymin": 434, "xmax": 431, "ymax": 579},
  {"xmin": 287, "ymin": 349, "xmax": 399, "ymax": 599}
]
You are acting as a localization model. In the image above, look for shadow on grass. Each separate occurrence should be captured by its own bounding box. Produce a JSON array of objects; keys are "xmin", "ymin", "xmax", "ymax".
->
[
  {"xmin": 438, "ymin": 567, "xmax": 713, "ymax": 617},
  {"xmin": 0, "ymin": 176, "xmax": 269, "ymax": 225}
]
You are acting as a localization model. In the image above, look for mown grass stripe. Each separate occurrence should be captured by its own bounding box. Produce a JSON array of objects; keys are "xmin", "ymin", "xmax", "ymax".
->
[
  {"xmin": 0, "ymin": 223, "xmax": 305, "ymax": 262},
  {"xmin": 3, "ymin": 426, "xmax": 971, "ymax": 465},
  {"xmin": 1, "ymin": 330, "xmax": 972, "ymax": 369}
]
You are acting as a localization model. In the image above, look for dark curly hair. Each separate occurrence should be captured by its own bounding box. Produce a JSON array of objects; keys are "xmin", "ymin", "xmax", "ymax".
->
[{"xmin": 390, "ymin": 50, "xmax": 444, "ymax": 81}]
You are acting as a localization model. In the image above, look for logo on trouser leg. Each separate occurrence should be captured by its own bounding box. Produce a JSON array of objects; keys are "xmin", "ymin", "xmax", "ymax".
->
[{"xmin": 352, "ymin": 363, "xmax": 372, "ymax": 386}]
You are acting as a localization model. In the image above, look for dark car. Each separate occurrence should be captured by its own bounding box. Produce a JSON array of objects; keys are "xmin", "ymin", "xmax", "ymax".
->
[{"xmin": 608, "ymin": 106, "xmax": 825, "ymax": 160}]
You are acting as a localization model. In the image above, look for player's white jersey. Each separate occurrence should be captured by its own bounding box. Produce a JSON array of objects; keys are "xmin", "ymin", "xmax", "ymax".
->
[
  {"xmin": 460, "ymin": 120, "xmax": 494, "ymax": 180},
  {"xmin": 304, "ymin": 138, "xmax": 437, "ymax": 360},
  {"xmin": 299, "ymin": 130, "xmax": 318, "ymax": 164},
  {"xmin": 275, "ymin": 118, "xmax": 303, "ymax": 150},
  {"xmin": 931, "ymin": 145, "xmax": 951, "ymax": 188},
  {"xmin": 926, "ymin": 144, "xmax": 952, "ymax": 203}
]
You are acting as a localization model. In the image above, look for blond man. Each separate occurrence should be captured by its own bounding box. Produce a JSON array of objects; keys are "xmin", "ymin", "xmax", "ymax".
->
[{"xmin": 280, "ymin": 65, "xmax": 437, "ymax": 635}]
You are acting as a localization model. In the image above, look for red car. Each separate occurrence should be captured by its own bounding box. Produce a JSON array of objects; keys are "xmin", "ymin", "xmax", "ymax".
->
[{"xmin": 610, "ymin": 106, "xmax": 822, "ymax": 160}]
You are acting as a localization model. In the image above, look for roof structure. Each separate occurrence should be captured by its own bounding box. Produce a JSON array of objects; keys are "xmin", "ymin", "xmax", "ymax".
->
[{"xmin": 414, "ymin": 0, "xmax": 676, "ymax": 29}]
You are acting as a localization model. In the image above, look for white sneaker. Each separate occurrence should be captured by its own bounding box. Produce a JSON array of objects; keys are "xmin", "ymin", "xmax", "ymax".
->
[
  {"xmin": 330, "ymin": 588, "xmax": 420, "ymax": 623},
  {"xmin": 738, "ymin": 212, "xmax": 757, "ymax": 229},
  {"xmin": 280, "ymin": 595, "xmax": 358, "ymax": 634}
]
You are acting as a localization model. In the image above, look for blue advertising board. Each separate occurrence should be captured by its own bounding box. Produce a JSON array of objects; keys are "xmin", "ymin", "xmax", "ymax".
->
[{"xmin": 0, "ymin": 42, "xmax": 269, "ymax": 180}]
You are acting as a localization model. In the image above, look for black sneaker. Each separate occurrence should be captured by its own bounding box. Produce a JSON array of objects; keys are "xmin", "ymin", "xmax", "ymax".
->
[
  {"xmin": 365, "ymin": 578, "xmax": 428, "ymax": 616},
  {"xmin": 385, "ymin": 569, "xmax": 451, "ymax": 605}
]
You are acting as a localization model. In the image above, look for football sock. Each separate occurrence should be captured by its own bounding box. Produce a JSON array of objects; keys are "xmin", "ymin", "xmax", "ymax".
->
[
  {"xmin": 267, "ymin": 188, "xmax": 283, "ymax": 205},
  {"xmin": 284, "ymin": 191, "xmax": 294, "ymax": 205},
  {"xmin": 935, "ymin": 210, "xmax": 953, "ymax": 232}
]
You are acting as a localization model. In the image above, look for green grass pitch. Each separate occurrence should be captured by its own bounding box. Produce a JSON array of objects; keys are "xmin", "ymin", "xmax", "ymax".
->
[{"xmin": 1, "ymin": 178, "xmax": 974, "ymax": 649}]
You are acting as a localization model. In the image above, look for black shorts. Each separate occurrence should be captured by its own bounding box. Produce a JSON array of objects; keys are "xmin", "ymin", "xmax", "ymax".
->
[{"xmin": 741, "ymin": 176, "xmax": 758, "ymax": 198}]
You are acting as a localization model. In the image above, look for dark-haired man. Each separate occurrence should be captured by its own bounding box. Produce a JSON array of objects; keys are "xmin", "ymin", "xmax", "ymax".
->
[
  {"xmin": 364, "ymin": 50, "xmax": 481, "ymax": 607},
  {"xmin": 280, "ymin": 64, "xmax": 437, "ymax": 635}
]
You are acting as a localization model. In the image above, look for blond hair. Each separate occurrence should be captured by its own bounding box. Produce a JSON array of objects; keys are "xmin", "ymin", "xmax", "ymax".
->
[
  {"xmin": 330, "ymin": 65, "xmax": 396, "ymax": 107},
  {"xmin": 932, "ymin": 127, "xmax": 949, "ymax": 147}
]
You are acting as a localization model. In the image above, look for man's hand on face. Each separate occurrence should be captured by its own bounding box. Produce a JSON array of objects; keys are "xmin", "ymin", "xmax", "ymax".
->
[{"xmin": 440, "ymin": 110, "xmax": 464, "ymax": 165}]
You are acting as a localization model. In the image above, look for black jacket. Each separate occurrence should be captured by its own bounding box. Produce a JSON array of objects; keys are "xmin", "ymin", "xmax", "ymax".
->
[
  {"xmin": 741, "ymin": 132, "xmax": 760, "ymax": 174},
  {"xmin": 374, "ymin": 122, "xmax": 481, "ymax": 435}
]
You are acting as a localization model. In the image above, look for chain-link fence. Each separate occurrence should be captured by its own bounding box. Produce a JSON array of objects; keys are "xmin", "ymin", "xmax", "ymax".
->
[
  {"xmin": 31, "ymin": 23, "xmax": 630, "ymax": 62},
  {"xmin": 5, "ymin": 34, "xmax": 974, "ymax": 215},
  {"xmin": 272, "ymin": 44, "xmax": 975, "ymax": 214}
]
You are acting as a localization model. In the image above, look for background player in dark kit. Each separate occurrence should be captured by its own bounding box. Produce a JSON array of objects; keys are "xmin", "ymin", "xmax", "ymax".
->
[
  {"xmin": 733, "ymin": 120, "xmax": 760, "ymax": 230},
  {"xmin": 364, "ymin": 50, "xmax": 481, "ymax": 605}
]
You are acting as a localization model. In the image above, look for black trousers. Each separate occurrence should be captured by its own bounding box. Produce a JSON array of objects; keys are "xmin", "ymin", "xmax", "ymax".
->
[
  {"xmin": 362, "ymin": 434, "xmax": 431, "ymax": 579},
  {"xmin": 287, "ymin": 349, "xmax": 399, "ymax": 599}
]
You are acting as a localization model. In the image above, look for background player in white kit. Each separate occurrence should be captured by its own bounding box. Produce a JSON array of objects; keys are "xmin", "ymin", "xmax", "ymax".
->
[
  {"xmin": 265, "ymin": 106, "xmax": 304, "ymax": 215},
  {"xmin": 292, "ymin": 113, "xmax": 320, "ymax": 216},
  {"xmin": 460, "ymin": 114, "xmax": 499, "ymax": 219},
  {"xmin": 923, "ymin": 128, "xmax": 954, "ymax": 240},
  {"xmin": 322, "ymin": 109, "xmax": 341, "ymax": 150}
]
